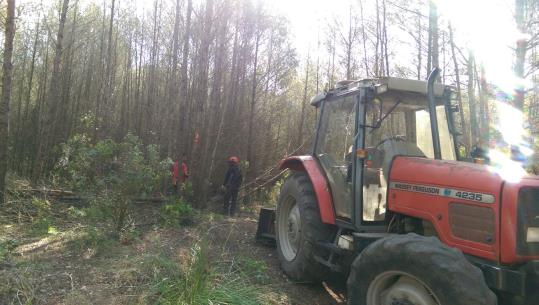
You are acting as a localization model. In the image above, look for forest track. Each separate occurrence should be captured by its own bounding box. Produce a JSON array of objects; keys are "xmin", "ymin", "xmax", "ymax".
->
[{"xmin": 0, "ymin": 199, "xmax": 345, "ymax": 305}]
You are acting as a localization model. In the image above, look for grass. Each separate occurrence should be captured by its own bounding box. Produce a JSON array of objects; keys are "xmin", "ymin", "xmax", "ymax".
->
[
  {"xmin": 238, "ymin": 257, "xmax": 270, "ymax": 285},
  {"xmin": 0, "ymin": 268, "xmax": 37, "ymax": 305},
  {"xmin": 147, "ymin": 240, "xmax": 263, "ymax": 305},
  {"xmin": 0, "ymin": 191, "xmax": 281, "ymax": 305},
  {"xmin": 66, "ymin": 226, "xmax": 115, "ymax": 258}
]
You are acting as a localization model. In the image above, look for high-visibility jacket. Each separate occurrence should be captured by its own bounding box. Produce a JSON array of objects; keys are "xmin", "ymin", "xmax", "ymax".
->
[{"xmin": 171, "ymin": 161, "xmax": 180, "ymax": 185}]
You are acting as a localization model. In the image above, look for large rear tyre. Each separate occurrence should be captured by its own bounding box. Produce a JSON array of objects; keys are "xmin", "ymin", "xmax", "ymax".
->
[
  {"xmin": 347, "ymin": 233, "xmax": 497, "ymax": 305},
  {"xmin": 276, "ymin": 172, "xmax": 335, "ymax": 282}
]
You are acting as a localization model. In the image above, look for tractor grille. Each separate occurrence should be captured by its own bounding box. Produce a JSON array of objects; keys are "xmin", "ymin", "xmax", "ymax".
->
[{"xmin": 517, "ymin": 187, "xmax": 539, "ymax": 256}]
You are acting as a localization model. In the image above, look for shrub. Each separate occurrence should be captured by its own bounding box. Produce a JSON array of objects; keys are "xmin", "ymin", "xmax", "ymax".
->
[
  {"xmin": 68, "ymin": 226, "xmax": 113, "ymax": 257},
  {"xmin": 160, "ymin": 198, "xmax": 197, "ymax": 226},
  {"xmin": 29, "ymin": 198, "xmax": 56, "ymax": 236},
  {"xmin": 56, "ymin": 133, "xmax": 170, "ymax": 234}
]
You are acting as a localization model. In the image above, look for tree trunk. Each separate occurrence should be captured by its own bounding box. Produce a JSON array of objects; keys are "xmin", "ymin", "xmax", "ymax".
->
[
  {"xmin": 179, "ymin": 0, "xmax": 193, "ymax": 152},
  {"xmin": 297, "ymin": 54, "xmax": 310, "ymax": 147},
  {"xmin": 449, "ymin": 23, "xmax": 469, "ymax": 149},
  {"xmin": 359, "ymin": 0, "xmax": 369, "ymax": 77},
  {"xmin": 514, "ymin": 0, "xmax": 528, "ymax": 109},
  {"xmin": 382, "ymin": 0, "xmax": 389, "ymax": 76},
  {"xmin": 467, "ymin": 52, "xmax": 479, "ymax": 143},
  {"xmin": 429, "ymin": 0, "xmax": 439, "ymax": 71},
  {"xmin": 0, "ymin": 0, "xmax": 16, "ymax": 203},
  {"xmin": 246, "ymin": 30, "xmax": 261, "ymax": 180},
  {"xmin": 34, "ymin": 0, "xmax": 70, "ymax": 180}
]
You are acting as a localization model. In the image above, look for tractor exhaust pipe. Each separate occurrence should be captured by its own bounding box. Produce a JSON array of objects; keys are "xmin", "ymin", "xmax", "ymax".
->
[{"xmin": 427, "ymin": 68, "xmax": 442, "ymax": 160}]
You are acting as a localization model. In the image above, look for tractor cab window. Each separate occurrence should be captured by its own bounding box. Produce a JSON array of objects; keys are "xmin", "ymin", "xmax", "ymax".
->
[
  {"xmin": 316, "ymin": 95, "xmax": 357, "ymax": 219},
  {"xmin": 362, "ymin": 98, "xmax": 456, "ymax": 221}
]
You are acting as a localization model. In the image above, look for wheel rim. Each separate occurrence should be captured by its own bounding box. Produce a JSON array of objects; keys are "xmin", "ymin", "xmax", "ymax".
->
[
  {"xmin": 278, "ymin": 196, "xmax": 301, "ymax": 261},
  {"xmin": 367, "ymin": 271, "xmax": 441, "ymax": 305}
]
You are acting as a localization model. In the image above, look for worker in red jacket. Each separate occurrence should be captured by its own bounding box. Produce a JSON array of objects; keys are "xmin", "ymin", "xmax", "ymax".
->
[
  {"xmin": 180, "ymin": 154, "xmax": 190, "ymax": 185},
  {"xmin": 171, "ymin": 154, "xmax": 189, "ymax": 195}
]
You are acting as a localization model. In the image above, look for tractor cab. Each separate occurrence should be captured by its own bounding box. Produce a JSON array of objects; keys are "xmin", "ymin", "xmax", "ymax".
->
[{"xmin": 311, "ymin": 76, "xmax": 458, "ymax": 226}]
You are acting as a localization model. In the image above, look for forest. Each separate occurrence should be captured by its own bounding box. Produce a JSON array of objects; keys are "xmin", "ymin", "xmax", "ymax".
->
[
  {"xmin": 0, "ymin": 0, "xmax": 538, "ymax": 199},
  {"xmin": 0, "ymin": 0, "xmax": 538, "ymax": 304}
]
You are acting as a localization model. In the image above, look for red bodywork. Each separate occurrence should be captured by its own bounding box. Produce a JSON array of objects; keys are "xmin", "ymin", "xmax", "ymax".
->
[
  {"xmin": 500, "ymin": 177, "xmax": 539, "ymax": 264},
  {"xmin": 389, "ymin": 156, "xmax": 539, "ymax": 264},
  {"xmin": 280, "ymin": 154, "xmax": 539, "ymax": 265},
  {"xmin": 279, "ymin": 156, "xmax": 336, "ymax": 225}
]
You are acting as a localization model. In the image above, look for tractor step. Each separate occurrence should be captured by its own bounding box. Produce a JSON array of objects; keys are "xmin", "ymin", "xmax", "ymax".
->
[
  {"xmin": 314, "ymin": 254, "xmax": 343, "ymax": 273},
  {"xmin": 316, "ymin": 241, "xmax": 348, "ymax": 255},
  {"xmin": 352, "ymin": 232, "xmax": 393, "ymax": 252},
  {"xmin": 256, "ymin": 207, "xmax": 276, "ymax": 245}
]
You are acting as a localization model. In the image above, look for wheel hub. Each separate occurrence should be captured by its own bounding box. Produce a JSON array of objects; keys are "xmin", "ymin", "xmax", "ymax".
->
[
  {"xmin": 287, "ymin": 205, "xmax": 301, "ymax": 253},
  {"xmin": 391, "ymin": 299, "xmax": 414, "ymax": 305},
  {"xmin": 368, "ymin": 272, "xmax": 440, "ymax": 305},
  {"xmin": 278, "ymin": 197, "xmax": 301, "ymax": 261}
]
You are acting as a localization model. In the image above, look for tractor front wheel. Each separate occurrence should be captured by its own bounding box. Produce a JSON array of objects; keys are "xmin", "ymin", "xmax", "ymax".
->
[
  {"xmin": 276, "ymin": 172, "xmax": 335, "ymax": 282},
  {"xmin": 347, "ymin": 233, "xmax": 497, "ymax": 305}
]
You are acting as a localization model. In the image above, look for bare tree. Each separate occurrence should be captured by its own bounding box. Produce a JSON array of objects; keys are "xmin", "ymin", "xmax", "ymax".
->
[
  {"xmin": 34, "ymin": 0, "xmax": 70, "ymax": 179},
  {"xmin": 449, "ymin": 23, "xmax": 469, "ymax": 148},
  {"xmin": 0, "ymin": 0, "xmax": 16, "ymax": 203}
]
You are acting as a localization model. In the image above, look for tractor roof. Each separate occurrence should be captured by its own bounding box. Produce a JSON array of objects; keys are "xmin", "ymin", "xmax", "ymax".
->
[{"xmin": 310, "ymin": 77, "xmax": 451, "ymax": 108}]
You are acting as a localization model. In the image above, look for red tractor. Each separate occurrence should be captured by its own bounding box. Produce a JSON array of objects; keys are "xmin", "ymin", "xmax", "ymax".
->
[{"xmin": 257, "ymin": 69, "xmax": 539, "ymax": 305}]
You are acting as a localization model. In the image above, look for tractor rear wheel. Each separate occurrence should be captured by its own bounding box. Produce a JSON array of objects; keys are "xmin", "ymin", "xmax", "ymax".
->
[
  {"xmin": 276, "ymin": 172, "xmax": 335, "ymax": 282},
  {"xmin": 347, "ymin": 233, "xmax": 497, "ymax": 305}
]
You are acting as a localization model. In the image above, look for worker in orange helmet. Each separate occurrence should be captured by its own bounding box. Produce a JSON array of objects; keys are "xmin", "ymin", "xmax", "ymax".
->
[{"xmin": 222, "ymin": 156, "xmax": 243, "ymax": 216}]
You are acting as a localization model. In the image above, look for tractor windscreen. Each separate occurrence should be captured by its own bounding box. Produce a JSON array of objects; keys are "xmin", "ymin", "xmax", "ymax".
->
[
  {"xmin": 361, "ymin": 97, "xmax": 456, "ymax": 221},
  {"xmin": 364, "ymin": 98, "xmax": 456, "ymax": 161}
]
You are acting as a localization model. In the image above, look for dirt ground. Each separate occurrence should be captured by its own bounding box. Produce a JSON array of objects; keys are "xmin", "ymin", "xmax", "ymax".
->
[{"xmin": 0, "ymin": 199, "xmax": 346, "ymax": 305}]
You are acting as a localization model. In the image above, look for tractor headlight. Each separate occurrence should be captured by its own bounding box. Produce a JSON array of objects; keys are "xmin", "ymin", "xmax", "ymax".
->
[
  {"xmin": 517, "ymin": 187, "xmax": 539, "ymax": 255},
  {"xmin": 527, "ymin": 227, "xmax": 539, "ymax": 243}
]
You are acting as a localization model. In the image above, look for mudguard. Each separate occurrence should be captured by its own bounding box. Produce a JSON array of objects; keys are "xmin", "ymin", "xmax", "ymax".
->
[{"xmin": 279, "ymin": 156, "xmax": 336, "ymax": 225}]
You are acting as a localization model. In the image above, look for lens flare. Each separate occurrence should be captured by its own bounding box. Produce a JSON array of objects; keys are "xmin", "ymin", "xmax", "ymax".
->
[{"xmin": 486, "ymin": 100, "xmax": 533, "ymax": 183}]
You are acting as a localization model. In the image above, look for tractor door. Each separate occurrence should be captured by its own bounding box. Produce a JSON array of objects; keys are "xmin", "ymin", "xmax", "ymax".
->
[
  {"xmin": 315, "ymin": 94, "xmax": 358, "ymax": 220},
  {"xmin": 357, "ymin": 95, "xmax": 457, "ymax": 224}
]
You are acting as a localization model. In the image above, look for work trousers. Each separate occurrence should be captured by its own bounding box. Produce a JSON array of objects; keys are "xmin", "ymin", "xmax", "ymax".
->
[{"xmin": 223, "ymin": 188, "xmax": 239, "ymax": 216}]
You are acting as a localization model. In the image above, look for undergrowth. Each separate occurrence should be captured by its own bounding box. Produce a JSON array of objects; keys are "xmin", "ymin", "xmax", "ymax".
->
[
  {"xmin": 147, "ymin": 240, "xmax": 262, "ymax": 305},
  {"xmin": 160, "ymin": 197, "xmax": 197, "ymax": 227}
]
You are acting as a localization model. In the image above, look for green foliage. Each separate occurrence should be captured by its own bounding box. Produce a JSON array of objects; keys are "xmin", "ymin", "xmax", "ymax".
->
[
  {"xmin": 28, "ymin": 198, "xmax": 56, "ymax": 236},
  {"xmin": 149, "ymin": 241, "xmax": 262, "ymax": 305},
  {"xmin": 253, "ymin": 173, "xmax": 287, "ymax": 207},
  {"xmin": 56, "ymin": 133, "xmax": 170, "ymax": 233},
  {"xmin": 180, "ymin": 181, "xmax": 195, "ymax": 201},
  {"xmin": 29, "ymin": 217, "xmax": 54, "ymax": 236},
  {"xmin": 68, "ymin": 226, "xmax": 113, "ymax": 257},
  {"xmin": 238, "ymin": 257, "xmax": 270, "ymax": 285},
  {"xmin": 57, "ymin": 133, "xmax": 168, "ymax": 197},
  {"xmin": 66, "ymin": 206, "xmax": 86, "ymax": 219},
  {"xmin": 160, "ymin": 198, "xmax": 197, "ymax": 227},
  {"xmin": 0, "ymin": 239, "xmax": 18, "ymax": 263},
  {"xmin": 31, "ymin": 197, "xmax": 51, "ymax": 217}
]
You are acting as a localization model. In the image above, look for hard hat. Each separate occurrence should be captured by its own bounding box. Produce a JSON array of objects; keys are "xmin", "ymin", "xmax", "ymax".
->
[{"xmin": 228, "ymin": 156, "xmax": 240, "ymax": 164}]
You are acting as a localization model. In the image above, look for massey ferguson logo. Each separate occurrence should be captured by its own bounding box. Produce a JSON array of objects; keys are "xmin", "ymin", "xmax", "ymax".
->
[{"xmin": 389, "ymin": 182, "xmax": 495, "ymax": 204}]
